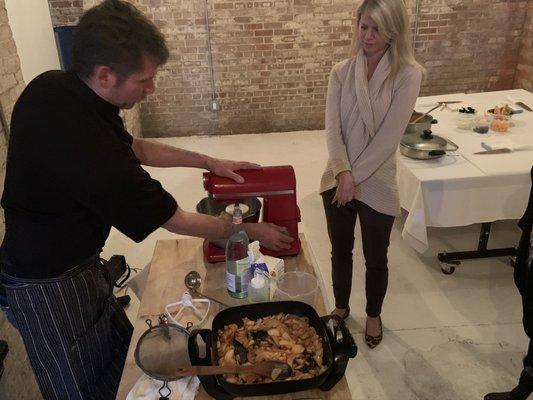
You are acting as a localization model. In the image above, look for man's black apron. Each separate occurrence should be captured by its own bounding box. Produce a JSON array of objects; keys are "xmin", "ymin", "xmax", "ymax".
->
[{"xmin": 1, "ymin": 256, "xmax": 133, "ymax": 400}]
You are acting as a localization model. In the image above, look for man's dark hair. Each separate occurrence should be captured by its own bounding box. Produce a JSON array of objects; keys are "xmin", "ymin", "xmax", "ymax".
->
[{"xmin": 72, "ymin": 0, "xmax": 169, "ymax": 80}]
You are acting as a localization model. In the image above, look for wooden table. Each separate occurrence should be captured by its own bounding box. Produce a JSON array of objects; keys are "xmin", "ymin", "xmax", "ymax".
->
[{"xmin": 116, "ymin": 233, "xmax": 352, "ymax": 399}]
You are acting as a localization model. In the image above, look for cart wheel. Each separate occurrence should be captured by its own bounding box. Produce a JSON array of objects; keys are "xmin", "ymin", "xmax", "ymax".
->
[
  {"xmin": 441, "ymin": 265, "xmax": 455, "ymax": 275},
  {"xmin": 439, "ymin": 261, "xmax": 461, "ymax": 275}
]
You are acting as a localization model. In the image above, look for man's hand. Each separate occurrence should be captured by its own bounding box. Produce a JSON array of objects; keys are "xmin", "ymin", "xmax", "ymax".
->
[
  {"xmin": 332, "ymin": 170, "xmax": 355, "ymax": 207},
  {"xmin": 206, "ymin": 157, "xmax": 261, "ymax": 183},
  {"xmin": 162, "ymin": 208, "xmax": 295, "ymax": 251},
  {"xmin": 245, "ymin": 222, "xmax": 294, "ymax": 251}
]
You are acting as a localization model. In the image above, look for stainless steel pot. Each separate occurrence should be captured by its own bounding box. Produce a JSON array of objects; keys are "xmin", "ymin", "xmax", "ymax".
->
[
  {"xmin": 400, "ymin": 130, "xmax": 459, "ymax": 160},
  {"xmin": 405, "ymin": 112, "xmax": 438, "ymax": 134},
  {"xmin": 196, "ymin": 196, "xmax": 261, "ymax": 223}
]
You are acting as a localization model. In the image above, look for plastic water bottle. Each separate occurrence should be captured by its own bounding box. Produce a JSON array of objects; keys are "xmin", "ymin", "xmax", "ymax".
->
[{"xmin": 225, "ymin": 204, "xmax": 251, "ymax": 298}]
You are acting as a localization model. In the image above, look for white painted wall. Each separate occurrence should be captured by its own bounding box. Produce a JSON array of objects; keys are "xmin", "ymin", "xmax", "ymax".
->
[{"xmin": 5, "ymin": 0, "xmax": 60, "ymax": 84}]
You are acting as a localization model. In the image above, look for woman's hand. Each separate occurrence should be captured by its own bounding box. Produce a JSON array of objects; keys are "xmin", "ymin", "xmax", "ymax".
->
[{"xmin": 332, "ymin": 171, "xmax": 355, "ymax": 207}]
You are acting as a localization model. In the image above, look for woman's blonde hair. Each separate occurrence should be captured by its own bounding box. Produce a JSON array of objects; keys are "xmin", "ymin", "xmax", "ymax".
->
[{"xmin": 350, "ymin": 0, "xmax": 424, "ymax": 76}]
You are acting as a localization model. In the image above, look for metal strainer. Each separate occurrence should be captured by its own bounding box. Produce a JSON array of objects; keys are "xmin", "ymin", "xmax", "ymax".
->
[{"xmin": 134, "ymin": 315, "xmax": 193, "ymax": 399}]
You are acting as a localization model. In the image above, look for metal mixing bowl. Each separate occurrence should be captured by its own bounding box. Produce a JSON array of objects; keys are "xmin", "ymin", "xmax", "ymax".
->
[
  {"xmin": 405, "ymin": 112, "xmax": 438, "ymax": 134},
  {"xmin": 196, "ymin": 196, "xmax": 261, "ymax": 223}
]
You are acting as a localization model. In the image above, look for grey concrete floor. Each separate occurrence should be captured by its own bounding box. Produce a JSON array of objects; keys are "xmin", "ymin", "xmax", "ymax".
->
[{"xmin": 1, "ymin": 130, "xmax": 531, "ymax": 399}]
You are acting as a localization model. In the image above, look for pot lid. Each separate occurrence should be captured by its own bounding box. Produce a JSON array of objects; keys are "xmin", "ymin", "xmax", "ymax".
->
[
  {"xmin": 134, "ymin": 316, "xmax": 191, "ymax": 382},
  {"xmin": 401, "ymin": 130, "xmax": 448, "ymax": 151}
]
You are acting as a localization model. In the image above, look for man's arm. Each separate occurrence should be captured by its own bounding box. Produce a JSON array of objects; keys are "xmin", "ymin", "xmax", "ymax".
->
[
  {"xmin": 162, "ymin": 207, "xmax": 294, "ymax": 251},
  {"xmin": 132, "ymin": 138, "xmax": 260, "ymax": 182}
]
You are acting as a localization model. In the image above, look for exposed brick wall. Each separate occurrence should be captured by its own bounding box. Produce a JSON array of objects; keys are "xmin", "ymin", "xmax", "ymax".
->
[
  {"xmin": 0, "ymin": 2, "xmax": 42, "ymax": 399},
  {"xmin": 0, "ymin": 7, "xmax": 24, "ymax": 130},
  {"xmin": 515, "ymin": 0, "xmax": 532, "ymax": 90},
  {"xmin": 120, "ymin": 104, "xmax": 142, "ymax": 138},
  {"xmin": 0, "ymin": 0, "xmax": 24, "ymax": 238},
  {"xmin": 416, "ymin": 0, "xmax": 528, "ymax": 95},
  {"xmin": 48, "ymin": 0, "xmax": 531, "ymax": 137},
  {"xmin": 48, "ymin": 0, "xmax": 83, "ymax": 26},
  {"xmin": 137, "ymin": 0, "xmax": 356, "ymax": 136}
]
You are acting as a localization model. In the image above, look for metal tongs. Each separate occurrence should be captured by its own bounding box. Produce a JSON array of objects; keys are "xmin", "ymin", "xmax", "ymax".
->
[
  {"xmin": 430, "ymin": 100, "xmax": 462, "ymax": 106},
  {"xmin": 413, "ymin": 101, "xmax": 463, "ymax": 124},
  {"xmin": 438, "ymin": 100, "xmax": 463, "ymax": 110}
]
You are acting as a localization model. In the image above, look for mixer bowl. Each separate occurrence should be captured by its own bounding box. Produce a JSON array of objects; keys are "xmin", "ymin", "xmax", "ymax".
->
[{"xmin": 196, "ymin": 197, "xmax": 261, "ymax": 223}]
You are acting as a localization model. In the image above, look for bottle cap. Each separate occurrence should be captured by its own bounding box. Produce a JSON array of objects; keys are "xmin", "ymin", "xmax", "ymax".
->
[{"xmin": 250, "ymin": 275, "xmax": 265, "ymax": 289}]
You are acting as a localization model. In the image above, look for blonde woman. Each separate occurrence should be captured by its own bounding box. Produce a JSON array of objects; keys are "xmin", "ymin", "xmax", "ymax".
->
[{"xmin": 320, "ymin": 0, "xmax": 423, "ymax": 348}]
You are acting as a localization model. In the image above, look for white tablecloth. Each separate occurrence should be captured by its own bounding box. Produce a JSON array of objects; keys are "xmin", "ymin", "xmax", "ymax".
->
[{"xmin": 398, "ymin": 89, "xmax": 533, "ymax": 253}]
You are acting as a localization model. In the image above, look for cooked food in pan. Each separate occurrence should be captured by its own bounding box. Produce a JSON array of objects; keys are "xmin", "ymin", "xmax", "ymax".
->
[{"xmin": 217, "ymin": 313, "xmax": 327, "ymax": 384}]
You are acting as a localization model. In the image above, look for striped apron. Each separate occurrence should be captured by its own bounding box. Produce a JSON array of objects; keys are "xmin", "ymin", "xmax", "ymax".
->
[{"xmin": 2, "ymin": 257, "xmax": 133, "ymax": 400}]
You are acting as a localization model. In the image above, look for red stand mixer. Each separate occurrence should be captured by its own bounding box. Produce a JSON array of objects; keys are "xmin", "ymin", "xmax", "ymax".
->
[{"xmin": 202, "ymin": 165, "xmax": 301, "ymax": 263}]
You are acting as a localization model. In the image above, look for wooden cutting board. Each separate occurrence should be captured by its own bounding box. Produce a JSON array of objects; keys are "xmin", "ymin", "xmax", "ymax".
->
[{"xmin": 116, "ymin": 234, "xmax": 353, "ymax": 400}]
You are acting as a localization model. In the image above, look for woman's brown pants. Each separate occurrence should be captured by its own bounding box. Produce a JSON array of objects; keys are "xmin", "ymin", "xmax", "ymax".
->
[{"xmin": 322, "ymin": 188, "xmax": 395, "ymax": 317}]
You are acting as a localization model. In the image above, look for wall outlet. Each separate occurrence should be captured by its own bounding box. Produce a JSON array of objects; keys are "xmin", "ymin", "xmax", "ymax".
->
[{"xmin": 210, "ymin": 99, "xmax": 220, "ymax": 112}]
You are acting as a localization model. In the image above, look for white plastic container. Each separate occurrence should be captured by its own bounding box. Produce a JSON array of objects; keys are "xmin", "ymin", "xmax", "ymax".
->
[{"xmin": 248, "ymin": 271, "xmax": 269, "ymax": 303}]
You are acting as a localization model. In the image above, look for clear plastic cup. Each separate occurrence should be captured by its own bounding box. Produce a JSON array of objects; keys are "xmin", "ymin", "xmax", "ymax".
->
[
  {"xmin": 490, "ymin": 114, "xmax": 511, "ymax": 133},
  {"xmin": 272, "ymin": 271, "xmax": 318, "ymax": 307},
  {"xmin": 472, "ymin": 115, "xmax": 491, "ymax": 134},
  {"xmin": 456, "ymin": 113, "xmax": 475, "ymax": 130}
]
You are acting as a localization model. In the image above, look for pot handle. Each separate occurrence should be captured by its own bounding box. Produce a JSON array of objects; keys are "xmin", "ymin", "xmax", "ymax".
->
[
  {"xmin": 188, "ymin": 329, "xmax": 235, "ymax": 400},
  {"xmin": 328, "ymin": 317, "xmax": 357, "ymax": 358},
  {"xmin": 445, "ymin": 139, "xmax": 459, "ymax": 152},
  {"xmin": 188, "ymin": 329, "xmax": 213, "ymax": 365},
  {"xmin": 319, "ymin": 316, "xmax": 357, "ymax": 391}
]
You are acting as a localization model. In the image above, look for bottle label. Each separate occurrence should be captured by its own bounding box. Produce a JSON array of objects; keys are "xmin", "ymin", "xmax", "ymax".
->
[
  {"xmin": 226, "ymin": 272, "xmax": 236, "ymax": 292},
  {"xmin": 226, "ymin": 257, "xmax": 250, "ymax": 293}
]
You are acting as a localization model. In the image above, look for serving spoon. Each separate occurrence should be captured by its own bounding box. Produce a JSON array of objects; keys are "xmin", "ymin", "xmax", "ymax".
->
[
  {"xmin": 410, "ymin": 103, "xmax": 441, "ymax": 124},
  {"xmin": 184, "ymin": 270, "xmax": 230, "ymax": 308},
  {"xmin": 175, "ymin": 360, "xmax": 293, "ymax": 380}
]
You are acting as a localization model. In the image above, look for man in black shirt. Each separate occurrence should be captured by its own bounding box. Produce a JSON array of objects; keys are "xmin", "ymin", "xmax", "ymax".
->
[
  {"xmin": 0, "ymin": 1, "xmax": 292, "ymax": 398},
  {"xmin": 484, "ymin": 166, "xmax": 533, "ymax": 400}
]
